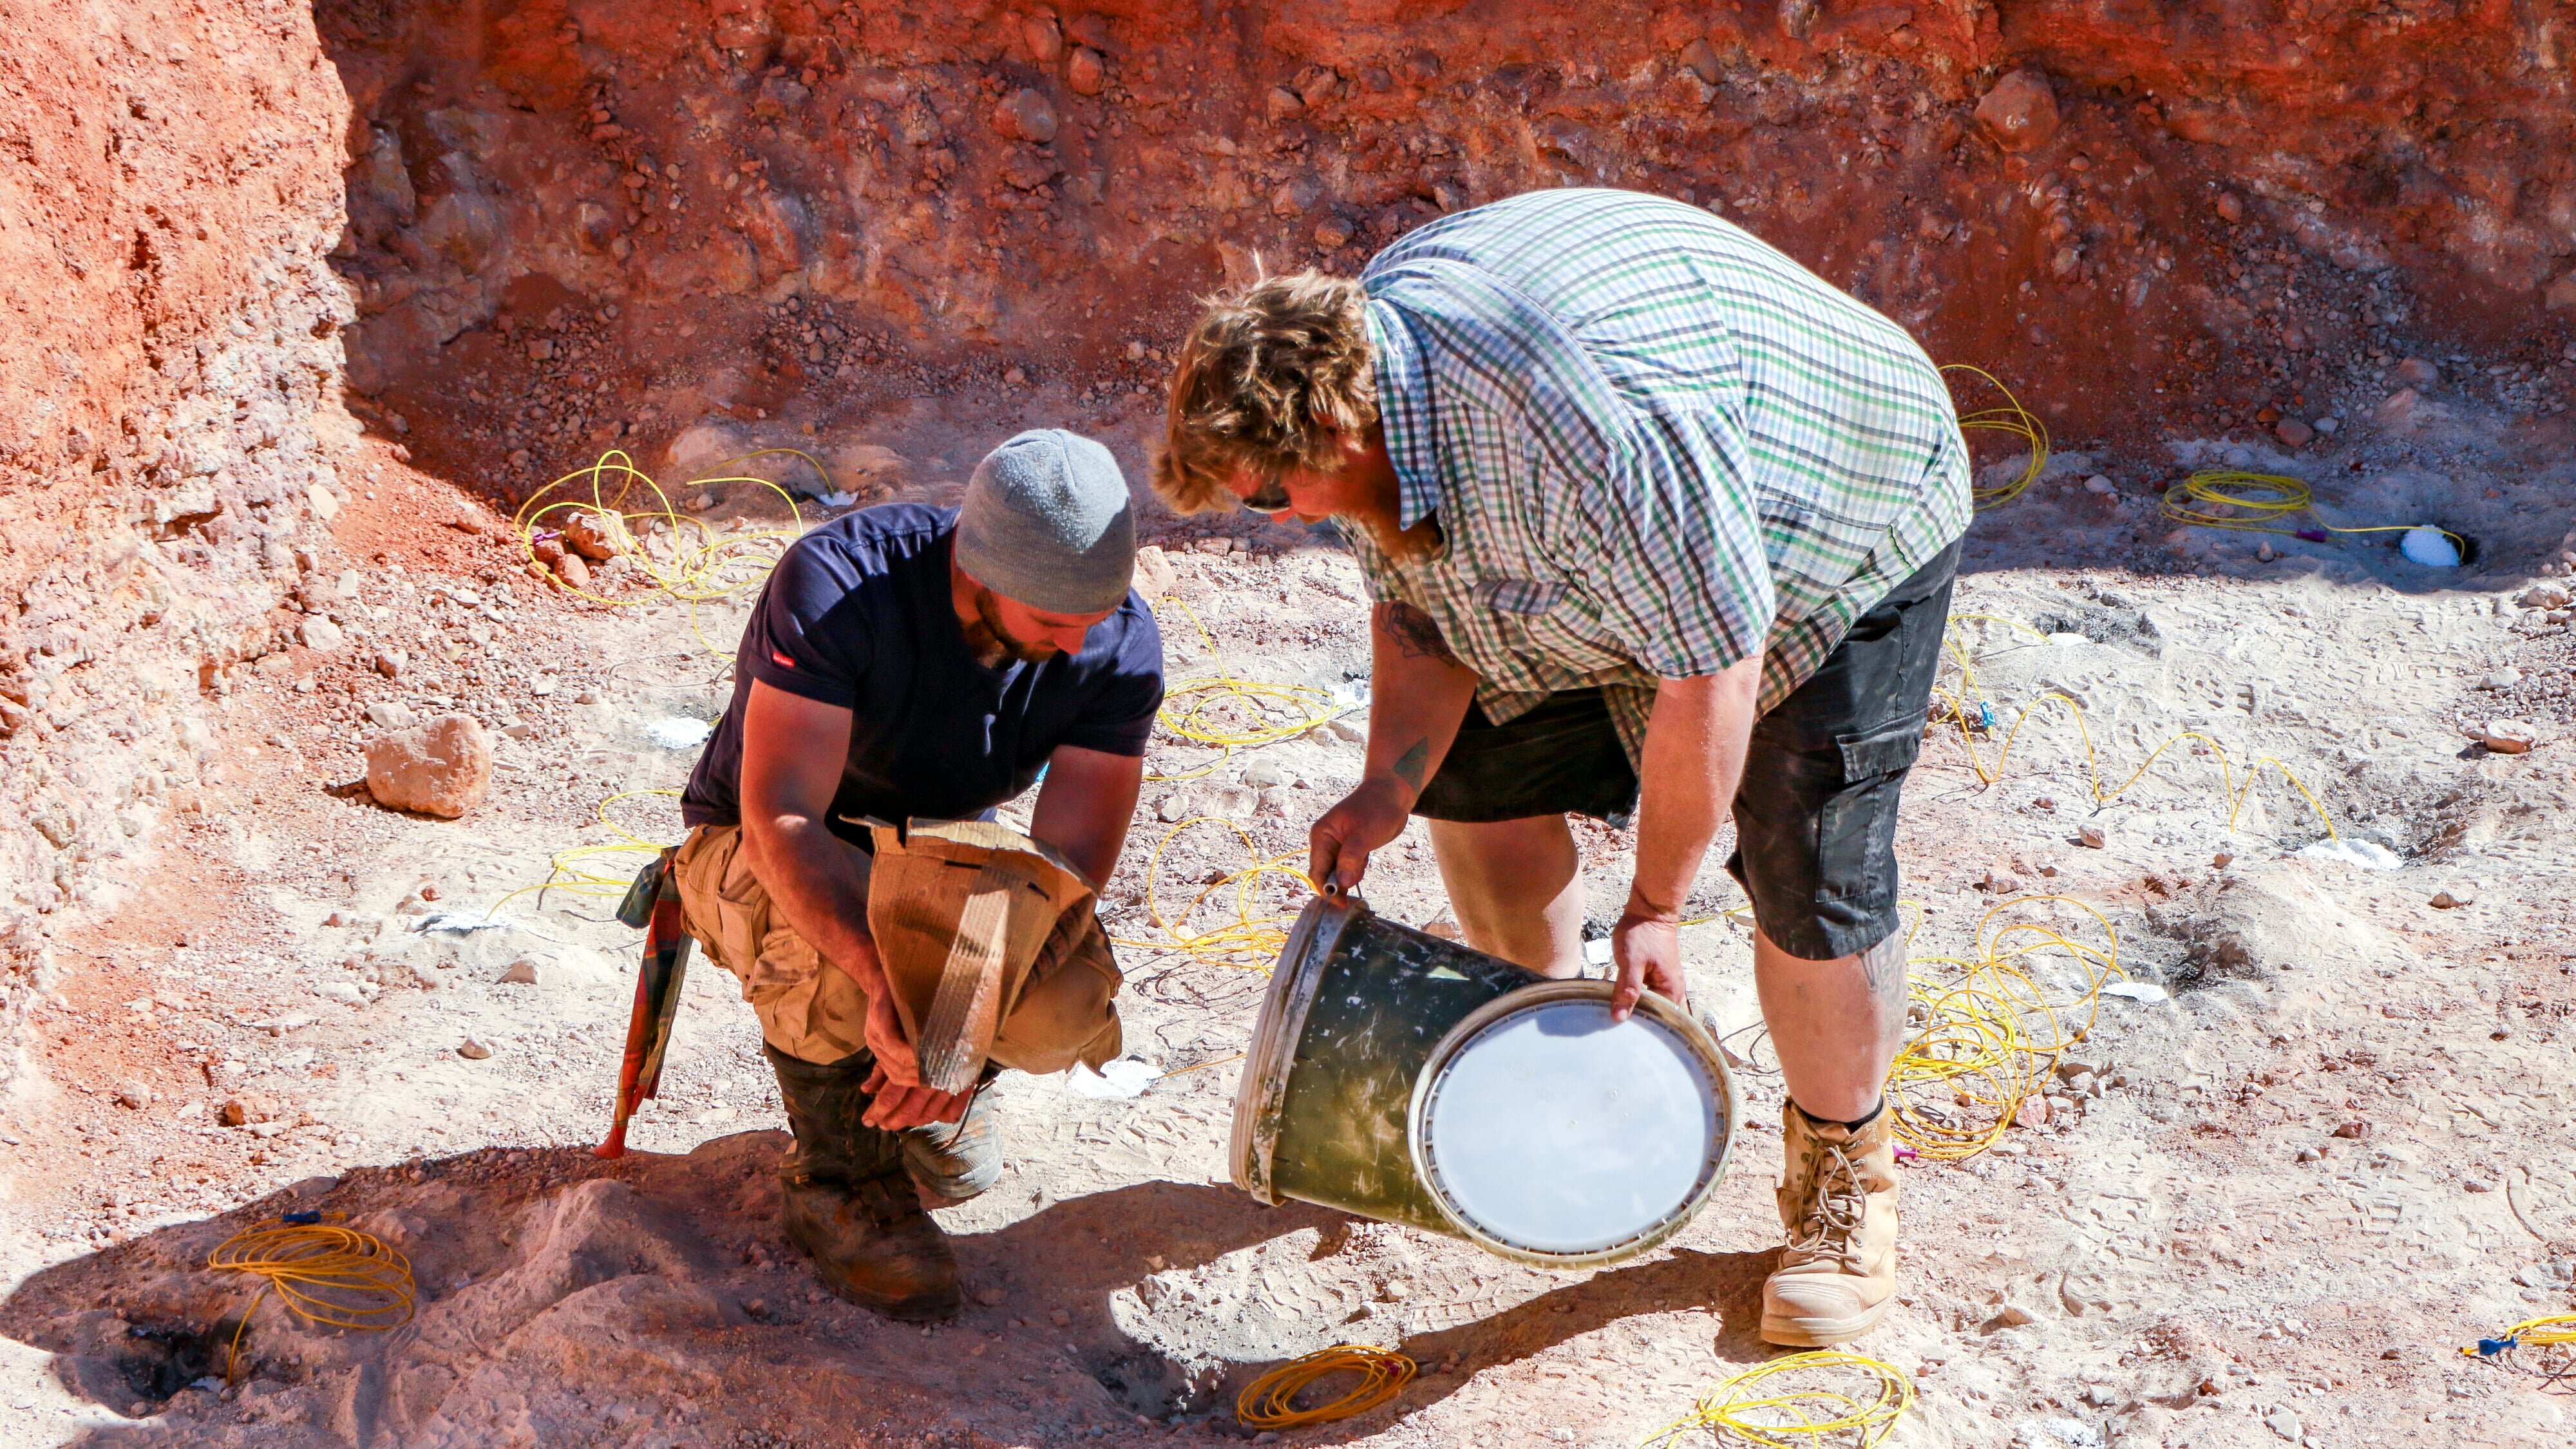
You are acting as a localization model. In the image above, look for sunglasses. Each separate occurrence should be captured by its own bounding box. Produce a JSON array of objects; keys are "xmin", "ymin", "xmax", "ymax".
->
[{"xmin": 1240, "ymin": 477, "xmax": 1294, "ymax": 515}]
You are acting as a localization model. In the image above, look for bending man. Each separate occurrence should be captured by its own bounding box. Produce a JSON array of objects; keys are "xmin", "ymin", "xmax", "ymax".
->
[
  {"xmin": 1155, "ymin": 189, "xmax": 1967, "ymax": 1347},
  {"xmin": 676, "ymin": 430, "xmax": 1162, "ymax": 1320}
]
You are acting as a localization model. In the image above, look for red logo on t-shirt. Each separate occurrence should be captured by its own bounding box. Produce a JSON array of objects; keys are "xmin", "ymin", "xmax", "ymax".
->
[{"xmin": 770, "ymin": 650, "xmax": 797, "ymax": 668}]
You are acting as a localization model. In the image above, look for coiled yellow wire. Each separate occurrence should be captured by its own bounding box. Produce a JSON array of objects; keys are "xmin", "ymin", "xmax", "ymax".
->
[
  {"xmin": 206, "ymin": 1216, "xmax": 416, "ymax": 1381},
  {"xmin": 2160, "ymin": 469, "xmax": 2464, "ymax": 553},
  {"xmin": 1888, "ymin": 896, "xmax": 2128, "ymax": 1160},
  {"xmin": 1236, "ymin": 1345, "xmax": 1417, "ymax": 1428},
  {"xmin": 1942, "ymin": 365, "xmax": 2049, "ymax": 511},
  {"xmin": 1640, "ymin": 1350, "xmax": 1915, "ymax": 1448},
  {"xmin": 1110, "ymin": 815, "xmax": 1316, "ymax": 971},
  {"xmin": 1146, "ymin": 595, "xmax": 1352, "ymax": 783},
  {"xmin": 511, "ymin": 448, "xmax": 819, "ymax": 654}
]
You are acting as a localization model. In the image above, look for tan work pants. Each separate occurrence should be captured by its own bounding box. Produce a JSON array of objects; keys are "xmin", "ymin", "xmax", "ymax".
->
[{"xmin": 670, "ymin": 823, "xmax": 1122, "ymax": 1070}]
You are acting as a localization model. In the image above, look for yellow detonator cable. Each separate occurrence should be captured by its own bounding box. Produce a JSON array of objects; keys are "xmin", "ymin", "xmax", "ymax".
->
[
  {"xmin": 1145, "ymin": 595, "xmax": 1354, "ymax": 783},
  {"xmin": 1110, "ymin": 815, "xmax": 1316, "ymax": 972},
  {"xmin": 1942, "ymin": 365, "xmax": 2049, "ymax": 510},
  {"xmin": 511, "ymin": 448, "xmax": 820, "ymax": 655},
  {"xmin": 206, "ymin": 1215, "xmax": 416, "ymax": 1382},
  {"xmin": 1237, "ymin": 1345, "xmax": 1417, "ymax": 1429},
  {"xmin": 2160, "ymin": 469, "xmax": 2465, "ymax": 554},
  {"xmin": 1931, "ymin": 614, "xmax": 2340, "ymax": 842},
  {"xmin": 1640, "ymin": 1351, "xmax": 1916, "ymax": 1448}
]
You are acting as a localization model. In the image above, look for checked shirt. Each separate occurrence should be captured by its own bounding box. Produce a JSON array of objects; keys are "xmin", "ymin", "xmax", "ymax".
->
[{"xmin": 1345, "ymin": 187, "xmax": 1972, "ymax": 761}]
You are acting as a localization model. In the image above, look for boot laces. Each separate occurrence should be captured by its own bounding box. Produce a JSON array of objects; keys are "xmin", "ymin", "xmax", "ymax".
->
[{"xmin": 1786, "ymin": 1140, "xmax": 1869, "ymax": 1270}]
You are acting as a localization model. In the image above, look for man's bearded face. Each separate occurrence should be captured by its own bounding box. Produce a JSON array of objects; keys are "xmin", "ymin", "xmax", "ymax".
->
[{"xmin": 961, "ymin": 585, "xmax": 1063, "ymax": 667}]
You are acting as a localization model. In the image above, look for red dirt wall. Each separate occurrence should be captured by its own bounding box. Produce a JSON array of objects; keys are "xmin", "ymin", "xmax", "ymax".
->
[{"xmin": 313, "ymin": 0, "xmax": 2576, "ymax": 496}]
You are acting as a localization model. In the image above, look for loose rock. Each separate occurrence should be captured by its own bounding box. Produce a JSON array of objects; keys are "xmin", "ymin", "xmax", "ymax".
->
[
  {"xmin": 459, "ymin": 1038, "xmax": 493, "ymax": 1060},
  {"xmin": 1066, "ymin": 47, "xmax": 1107, "ymax": 97},
  {"xmin": 1974, "ymin": 70, "xmax": 2060, "ymax": 153},
  {"xmin": 995, "ymin": 88, "xmax": 1059, "ymax": 145},
  {"xmin": 498, "ymin": 960, "xmax": 539, "ymax": 985},
  {"xmin": 2483, "ymin": 718, "xmax": 2537, "ymax": 753},
  {"xmin": 2390, "ymin": 357, "xmax": 2441, "ymax": 389},
  {"xmin": 299, "ymin": 616, "xmax": 345, "ymax": 651},
  {"xmin": 365, "ymin": 714, "xmax": 495, "ymax": 819},
  {"xmin": 2078, "ymin": 824, "xmax": 2107, "ymax": 848},
  {"xmin": 561, "ymin": 511, "xmax": 618, "ymax": 560}
]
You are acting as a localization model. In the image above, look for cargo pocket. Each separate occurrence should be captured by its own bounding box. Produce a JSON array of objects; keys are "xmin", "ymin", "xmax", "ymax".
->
[
  {"xmin": 1812, "ymin": 719, "xmax": 1922, "ymax": 909},
  {"xmin": 705, "ymin": 839, "xmax": 775, "ymax": 987},
  {"xmin": 994, "ymin": 909, "xmax": 1122, "ymax": 1075}
]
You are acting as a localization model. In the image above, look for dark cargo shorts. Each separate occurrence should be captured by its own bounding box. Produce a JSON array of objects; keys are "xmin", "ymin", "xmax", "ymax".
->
[{"xmin": 1412, "ymin": 539, "xmax": 1960, "ymax": 961}]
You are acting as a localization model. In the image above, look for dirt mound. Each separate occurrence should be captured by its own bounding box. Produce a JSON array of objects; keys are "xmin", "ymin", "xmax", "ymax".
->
[{"xmin": 2143, "ymin": 860, "xmax": 2417, "ymax": 983}]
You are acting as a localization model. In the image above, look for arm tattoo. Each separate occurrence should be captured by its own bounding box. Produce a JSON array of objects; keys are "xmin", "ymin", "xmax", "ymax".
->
[
  {"xmin": 1859, "ymin": 929, "xmax": 1908, "ymax": 1012},
  {"xmin": 1375, "ymin": 601, "xmax": 1461, "ymax": 667},
  {"xmin": 1391, "ymin": 738, "xmax": 1430, "ymax": 791}
]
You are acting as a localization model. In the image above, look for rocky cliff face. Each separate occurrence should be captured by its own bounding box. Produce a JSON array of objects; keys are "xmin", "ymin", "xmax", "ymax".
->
[
  {"xmin": 0, "ymin": 0, "xmax": 352, "ymax": 1073},
  {"xmin": 314, "ymin": 0, "xmax": 2575, "ymax": 496}
]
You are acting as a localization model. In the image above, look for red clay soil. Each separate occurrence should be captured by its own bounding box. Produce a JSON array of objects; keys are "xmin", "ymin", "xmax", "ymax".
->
[{"xmin": 310, "ymin": 0, "xmax": 2576, "ymax": 504}]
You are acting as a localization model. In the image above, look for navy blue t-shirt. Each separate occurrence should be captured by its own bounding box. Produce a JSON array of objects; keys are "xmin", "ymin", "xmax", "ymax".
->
[{"xmin": 681, "ymin": 504, "xmax": 1164, "ymax": 844}]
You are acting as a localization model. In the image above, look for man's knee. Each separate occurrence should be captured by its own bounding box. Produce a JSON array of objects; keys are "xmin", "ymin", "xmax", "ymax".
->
[{"xmin": 991, "ymin": 910, "xmax": 1121, "ymax": 1073}]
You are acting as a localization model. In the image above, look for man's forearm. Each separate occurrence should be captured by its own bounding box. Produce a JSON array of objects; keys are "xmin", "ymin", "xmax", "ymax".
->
[
  {"xmin": 1625, "ymin": 658, "xmax": 1763, "ymax": 920},
  {"xmin": 1364, "ymin": 601, "xmax": 1479, "ymax": 804},
  {"xmin": 741, "ymin": 814, "xmax": 880, "ymax": 980}
]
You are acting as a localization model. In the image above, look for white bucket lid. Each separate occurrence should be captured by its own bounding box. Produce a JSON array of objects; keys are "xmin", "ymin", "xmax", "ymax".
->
[{"xmin": 1412, "ymin": 982, "xmax": 1732, "ymax": 1264}]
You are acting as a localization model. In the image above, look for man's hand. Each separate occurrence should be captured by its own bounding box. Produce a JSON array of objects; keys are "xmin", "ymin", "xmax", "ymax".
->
[
  {"xmin": 1616, "ymin": 660, "xmax": 1763, "ymax": 1021},
  {"xmin": 1609, "ymin": 911, "xmax": 1688, "ymax": 1021},
  {"xmin": 1309, "ymin": 601, "xmax": 1480, "ymax": 897},
  {"xmin": 834, "ymin": 940, "xmax": 971, "ymax": 1130},
  {"xmin": 1308, "ymin": 776, "xmax": 1412, "ymax": 897}
]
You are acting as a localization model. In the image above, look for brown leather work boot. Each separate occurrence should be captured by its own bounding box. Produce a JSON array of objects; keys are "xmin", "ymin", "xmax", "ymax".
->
[
  {"xmin": 1761, "ymin": 1101, "xmax": 1899, "ymax": 1347},
  {"xmin": 767, "ymin": 1045, "xmax": 960, "ymax": 1322}
]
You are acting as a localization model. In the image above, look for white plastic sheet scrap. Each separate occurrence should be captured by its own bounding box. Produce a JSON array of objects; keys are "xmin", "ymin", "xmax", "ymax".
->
[
  {"xmin": 2101, "ymin": 981, "xmax": 2171, "ymax": 1003},
  {"xmin": 2298, "ymin": 837, "xmax": 2400, "ymax": 871},
  {"xmin": 412, "ymin": 911, "xmax": 511, "ymax": 935},
  {"xmin": 648, "ymin": 716, "xmax": 716, "ymax": 750},
  {"xmin": 1064, "ymin": 1058, "xmax": 1159, "ymax": 1099},
  {"xmin": 2014, "ymin": 1419, "xmax": 2106, "ymax": 1449}
]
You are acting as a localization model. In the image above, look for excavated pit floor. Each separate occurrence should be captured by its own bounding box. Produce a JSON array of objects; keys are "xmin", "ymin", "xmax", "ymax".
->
[{"xmin": 3, "ymin": 395, "xmax": 2575, "ymax": 1449}]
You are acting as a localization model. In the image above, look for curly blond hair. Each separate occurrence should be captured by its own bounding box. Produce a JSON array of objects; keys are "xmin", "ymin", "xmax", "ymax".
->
[{"xmin": 1151, "ymin": 270, "xmax": 1378, "ymax": 515}]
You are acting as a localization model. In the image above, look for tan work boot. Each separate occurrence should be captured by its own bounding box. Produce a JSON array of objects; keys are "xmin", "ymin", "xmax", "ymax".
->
[
  {"xmin": 1761, "ymin": 1101, "xmax": 1899, "ymax": 1347},
  {"xmin": 768, "ymin": 1045, "xmax": 961, "ymax": 1321}
]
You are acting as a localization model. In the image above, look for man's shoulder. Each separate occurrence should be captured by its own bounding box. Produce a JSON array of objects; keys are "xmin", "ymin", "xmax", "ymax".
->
[
  {"xmin": 777, "ymin": 503, "xmax": 954, "ymax": 583},
  {"xmin": 1080, "ymin": 589, "xmax": 1165, "ymax": 675}
]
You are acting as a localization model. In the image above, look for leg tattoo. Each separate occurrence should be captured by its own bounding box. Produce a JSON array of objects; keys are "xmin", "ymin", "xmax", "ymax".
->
[{"xmin": 1859, "ymin": 929, "xmax": 1908, "ymax": 1014}]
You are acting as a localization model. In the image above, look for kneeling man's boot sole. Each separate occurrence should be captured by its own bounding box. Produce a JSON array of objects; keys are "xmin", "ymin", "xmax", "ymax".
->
[
  {"xmin": 1761, "ymin": 1102, "xmax": 1899, "ymax": 1347},
  {"xmin": 768, "ymin": 1045, "xmax": 961, "ymax": 1322}
]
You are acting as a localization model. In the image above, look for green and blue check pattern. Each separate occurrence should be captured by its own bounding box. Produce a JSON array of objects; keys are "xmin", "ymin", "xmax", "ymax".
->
[{"xmin": 1347, "ymin": 187, "xmax": 1971, "ymax": 761}]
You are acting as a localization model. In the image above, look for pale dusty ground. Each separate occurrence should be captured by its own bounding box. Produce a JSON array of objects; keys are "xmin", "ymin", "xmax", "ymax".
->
[{"xmin": 3, "ymin": 407, "xmax": 2575, "ymax": 1449}]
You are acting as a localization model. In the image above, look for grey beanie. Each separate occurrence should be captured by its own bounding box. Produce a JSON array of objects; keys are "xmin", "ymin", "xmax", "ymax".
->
[{"xmin": 952, "ymin": 429, "xmax": 1137, "ymax": 614}]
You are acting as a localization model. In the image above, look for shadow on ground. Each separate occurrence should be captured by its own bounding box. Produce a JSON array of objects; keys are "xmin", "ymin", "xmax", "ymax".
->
[{"xmin": 1, "ymin": 1131, "xmax": 1770, "ymax": 1445}]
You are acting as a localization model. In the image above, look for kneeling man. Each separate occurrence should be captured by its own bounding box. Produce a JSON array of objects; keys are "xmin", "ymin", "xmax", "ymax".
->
[{"xmin": 676, "ymin": 429, "xmax": 1162, "ymax": 1320}]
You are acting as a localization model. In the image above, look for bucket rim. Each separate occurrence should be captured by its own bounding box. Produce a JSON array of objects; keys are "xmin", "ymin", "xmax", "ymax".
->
[
  {"xmin": 1406, "ymin": 979, "xmax": 1739, "ymax": 1269},
  {"xmin": 1227, "ymin": 894, "xmax": 1356, "ymax": 1202}
]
